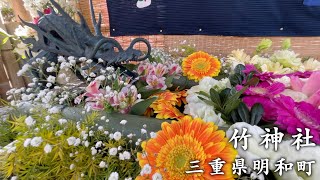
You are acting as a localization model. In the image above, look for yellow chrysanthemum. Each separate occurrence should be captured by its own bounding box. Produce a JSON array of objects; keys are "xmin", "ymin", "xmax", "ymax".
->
[
  {"xmin": 137, "ymin": 116, "xmax": 237, "ymax": 180},
  {"xmin": 182, "ymin": 51, "xmax": 221, "ymax": 82}
]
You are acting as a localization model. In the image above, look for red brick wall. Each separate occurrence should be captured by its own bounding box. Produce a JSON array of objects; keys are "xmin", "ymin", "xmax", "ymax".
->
[{"xmin": 78, "ymin": 0, "xmax": 320, "ymax": 58}]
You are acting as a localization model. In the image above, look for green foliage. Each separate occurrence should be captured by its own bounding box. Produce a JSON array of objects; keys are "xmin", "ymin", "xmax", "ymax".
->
[
  {"xmin": 180, "ymin": 45, "xmax": 197, "ymax": 57},
  {"xmin": 0, "ymin": 109, "xmax": 141, "ymax": 179},
  {"xmin": 231, "ymin": 102, "xmax": 264, "ymax": 125},
  {"xmin": 131, "ymin": 97, "xmax": 157, "ymax": 115},
  {"xmin": 197, "ymin": 87, "xmax": 247, "ymax": 124}
]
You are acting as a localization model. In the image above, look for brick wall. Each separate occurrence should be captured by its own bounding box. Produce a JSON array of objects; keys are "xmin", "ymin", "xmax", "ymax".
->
[{"xmin": 78, "ymin": 0, "xmax": 320, "ymax": 58}]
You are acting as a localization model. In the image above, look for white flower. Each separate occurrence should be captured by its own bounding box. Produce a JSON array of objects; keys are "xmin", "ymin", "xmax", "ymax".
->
[
  {"xmin": 74, "ymin": 138, "xmax": 81, "ymax": 146},
  {"xmin": 67, "ymin": 137, "xmax": 76, "ymax": 146},
  {"xmin": 124, "ymin": 178, "xmax": 132, "ymax": 180},
  {"xmin": 152, "ymin": 172, "xmax": 163, "ymax": 180},
  {"xmin": 281, "ymin": 89, "xmax": 308, "ymax": 102},
  {"xmin": 17, "ymin": 64, "xmax": 31, "ymax": 76},
  {"xmin": 91, "ymin": 147, "xmax": 97, "ymax": 155},
  {"xmin": 108, "ymin": 172, "xmax": 119, "ymax": 180},
  {"xmin": 58, "ymin": 118, "xmax": 67, "ymax": 125},
  {"xmin": 25, "ymin": 116, "xmax": 35, "ymax": 126},
  {"xmin": 271, "ymin": 50, "xmax": 302, "ymax": 69},
  {"xmin": 84, "ymin": 141, "xmax": 89, "ymax": 147},
  {"xmin": 10, "ymin": 176, "xmax": 18, "ymax": 180},
  {"xmin": 86, "ymin": 59, "xmax": 93, "ymax": 64},
  {"xmin": 30, "ymin": 137, "xmax": 43, "ymax": 147},
  {"xmin": 95, "ymin": 141, "xmax": 103, "ymax": 148},
  {"xmin": 113, "ymin": 131, "xmax": 122, "ymax": 141},
  {"xmin": 45, "ymin": 115, "xmax": 50, "ymax": 122},
  {"xmin": 24, "ymin": 138, "xmax": 32, "ymax": 147},
  {"xmin": 44, "ymin": 144, "xmax": 52, "ymax": 153},
  {"xmin": 140, "ymin": 164, "xmax": 152, "ymax": 176},
  {"xmin": 101, "ymin": 116, "xmax": 106, "ymax": 120},
  {"xmin": 141, "ymin": 128, "xmax": 147, "ymax": 134},
  {"xmin": 109, "ymin": 147, "xmax": 117, "ymax": 156},
  {"xmin": 99, "ymin": 161, "xmax": 106, "ymax": 168},
  {"xmin": 122, "ymin": 151, "xmax": 131, "ymax": 160},
  {"xmin": 70, "ymin": 164, "xmax": 75, "ymax": 170},
  {"xmin": 96, "ymin": 75, "xmax": 106, "ymax": 81},
  {"xmin": 98, "ymin": 126, "xmax": 104, "ymax": 131},
  {"xmin": 150, "ymin": 132, "xmax": 157, "ymax": 138},
  {"xmin": 55, "ymin": 130, "xmax": 63, "ymax": 137},
  {"xmin": 48, "ymin": 106, "xmax": 61, "ymax": 114},
  {"xmin": 120, "ymin": 120, "xmax": 127, "ymax": 125},
  {"xmin": 47, "ymin": 75, "xmax": 56, "ymax": 84}
]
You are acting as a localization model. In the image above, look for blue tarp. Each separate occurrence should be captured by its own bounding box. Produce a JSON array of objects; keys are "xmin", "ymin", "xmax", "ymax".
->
[{"xmin": 107, "ymin": 0, "xmax": 320, "ymax": 36}]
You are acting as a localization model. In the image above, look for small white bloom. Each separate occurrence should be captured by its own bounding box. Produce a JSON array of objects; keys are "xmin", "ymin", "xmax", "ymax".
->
[
  {"xmin": 108, "ymin": 172, "xmax": 119, "ymax": 180},
  {"xmin": 120, "ymin": 120, "xmax": 127, "ymax": 125},
  {"xmin": 150, "ymin": 132, "xmax": 157, "ymax": 138},
  {"xmin": 24, "ymin": 138, "xmax": 32, "ymax": 147},
  {"xmin": 141, "ymin": 128, "xmax": 147, "ymax": 134},
  {"xmin": 70, "ymin": 164, "xmax": 75, "ymax": 170},
  {"xmin": 108, "ymin": 147, "xmax": 117, "ymax": 156},
  {"xmin": 95, "ymin": 141, "xmax": 103, "ymax": 148},
  {"xmin": 45, "ymin": 115, "xmax": 50, "ymax": 122},
  {"xmin": 122, "ymin": 151, "xmax": 131, "ymax": 160},
  {"xmin": 99, "ymin": 161, "xmax": 106, "ymax": 168},
  {"xmin": 30, "ymin": 137, "xmax": 43, "ymax": 147},
  {"xmin": 84, "ymin": 141, "xmax": 89, "ymax": 147},
  {"xmin": 55, "ymin": 130, "xmax": 63, "ymax": 137},
  {"xmin": 141, "ymin": 164, "xmax": 152, "ymax": 176},
  {"xmin": 67, "ymin": 137, "xmax": 76, "ymax": 146},
  {"xmin": 113, "ymin": 131, "xmax": 122, "ymax": 141},
  {"xmin": 47, "ymin": 75, "xmax": 56, "ymax": 84},
  {"xmin": 25, "ymin": 116, "xmax": 35, "ymax": 127},
  {"xmin": 58, "ymin": 118, "xmax": 67, "ymax": 125},
  {"xmin": 109, "ymin": 133, "xmax": 114, "ymax": 139},
  {"xmin": 152, "ymin": 172, "xmax": 163, "ymax": 180},
  {"xmin": 91, "ymin": 147, "xmax": 97, "ymax": 155},
  {"xmin": 86, "ymin": 59, "xmax": 93, "ymax": 64},
  {"xmin": 74, "ymin": 138, "xmax": 81, "ymax": 146},
  {"xmin": 98, "ymin": 126, "xmax": 104, "ymax": 131},
  {"xmin": 10, "ymin": 176, "xmax": 18, "ymax": 180},
  {"xmin": 124, "ymin": 178, "xmax": 132, "ymax": 180},
  {"xmin": 101, "ymin": 116, "xmax": 106, "ymax": 120},
  {"xmin": 96, "ymin": 75, "xmax": 106, "ymax": 81},
  {"xmin": 44, "ymin": 144, "xmax": 52, "ymax": 153}
]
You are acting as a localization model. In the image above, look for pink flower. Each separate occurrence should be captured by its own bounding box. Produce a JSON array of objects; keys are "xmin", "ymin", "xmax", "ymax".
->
[
  {"xmin": 43, "ymin": 8, "xmax": 51, "ymax": 15},
  {"xmin": 154, "ymin": 63, "xmax": 168, "ymax": 77},
  {"xmin": 33, "ymin": 17, "xmax": 40, "ymax": 25},
  {"xmin": 274, "ymin": 95, "xmax": 320, "ymax": 144},
  {"xmin": 168, "ymin": 63, "xmax": 182, "ymax": 76},
  {"xmin": 146, "ymin": 75, "xmax": 167, "ymax": 90},
  {"xmin": 288, "ymin": 71, "xmax": 320, "ymax": 107},
  {"xmin": 240, "ymin": 82, "xmax": 285, "ymax": 120}
]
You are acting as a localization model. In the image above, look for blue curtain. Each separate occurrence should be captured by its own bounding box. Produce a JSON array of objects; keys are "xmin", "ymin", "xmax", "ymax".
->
[{"xmin": 304, "ymin": 0, "xmax": 320, "ymax": 6}]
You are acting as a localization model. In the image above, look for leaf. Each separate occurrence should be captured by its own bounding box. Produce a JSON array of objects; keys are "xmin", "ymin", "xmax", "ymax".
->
[
  {"xmin": 121, "ymin": 64, "xmax": 137, "ymax": 71},
  {"xmin": 130, "ymin": 97, "xmax": 157, "ymax": 115},
  {"xmin": 234, "ymin": 64, "xmax": 246, "ymax": 75},
  {"xmin": 231, "ymin": 110, "xmax": 241, "ymax": 123},
  {"xmin": 230, "ymin": 73, "xmax": 244, "ymax": 86},
  {"xmin": 0, "ymin": 28, "xmax": 12, "ymax": 37},
  {"xmin": 2, "ymin": 36, "xmax": 9, "ymax": 45},
  {"xmin": 165, "ymin": 76, "xmax": 174, "ymax": 87},
  {"xmin": 219, "ymin": 88, "xmax": 231, "ymax": 105},
  {"xmin": 138, "ymin": 88, "xmax": 162, "ymax": 99},
  {"xmin": 197, "ymin": 91, "xmax": 210, "ymax": 99},
  {"xmin": 224, "ymin": 99, "xmax": 241, "ymax": 115},
  {"xmin": 209, "ymin": 88, "xmax": 221, "ymax": 106},
  {"xmin": 237, "ymin": 102, "xmax": 251, "ymax": 123},
  {"xmin": 250, "ymin": 103, "xmax": 264, "ymax": 125},
  {"xmin": 198, "ymin": 96, "xmax": 217, "ymax": 107}
]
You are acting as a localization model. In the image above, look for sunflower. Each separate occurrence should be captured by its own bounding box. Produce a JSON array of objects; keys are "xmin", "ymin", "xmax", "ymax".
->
[
  {"xmin": 137, "ymin": 116, "xmax": 237, "ymax": 180},
  {"xmin": 182, "ymin": 51, "xmax": 221, "ymax": 82}
]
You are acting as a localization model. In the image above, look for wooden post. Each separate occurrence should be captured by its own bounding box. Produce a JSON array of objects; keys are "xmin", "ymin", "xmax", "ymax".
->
[
  {"xmin": 0, "ymin": 18, "xmax": 26, "ymax": 100},
  {"xmin": 9, "ymin": 0, "xmax": 32, "ymax": 22}
]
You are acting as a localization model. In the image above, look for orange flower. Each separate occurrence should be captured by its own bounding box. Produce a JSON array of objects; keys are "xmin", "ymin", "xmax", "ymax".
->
[
  {"xmin": 153, "ymin": 102, "xmax": 184, "ymax": 119},
  {"xmin": 137, "ymin": 116, "xmax": 237, "ymax": 180},
  {"xmin": 182, "ymin": 51, "xmax": 221, "ymax": 82}
]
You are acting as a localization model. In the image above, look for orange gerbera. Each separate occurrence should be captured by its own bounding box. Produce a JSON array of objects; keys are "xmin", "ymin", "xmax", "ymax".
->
[
  {"xmin": 137, "ymin": 116, "xmax": 237, "ymax": 180},
  {"xmin": 182, "ymin": 51, "xmax": 221, "ymax": 82},
  {"xmin": 145, "ymin": 90, "xmax": 187, "ymax": 119}
]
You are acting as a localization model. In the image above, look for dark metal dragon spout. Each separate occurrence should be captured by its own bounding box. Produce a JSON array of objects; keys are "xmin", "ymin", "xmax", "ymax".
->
[{"xmin": 19, "ymin": 0, "xmax": 151, "ymax": 83}]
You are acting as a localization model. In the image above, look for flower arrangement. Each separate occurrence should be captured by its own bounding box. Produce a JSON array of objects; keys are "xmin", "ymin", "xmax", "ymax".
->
[{"xmin": 1, "ymin": 6, "xmax": 320, "ymax": 179}]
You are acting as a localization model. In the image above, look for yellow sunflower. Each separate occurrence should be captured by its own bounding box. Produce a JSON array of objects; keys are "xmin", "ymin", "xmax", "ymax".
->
[
  {"xmin": 136, "ymin": 116, "xmax": 237, "ymax": 180},
  {"xmin": 182, "ymin": 51, "xmax": 221, "ymax": 82}
]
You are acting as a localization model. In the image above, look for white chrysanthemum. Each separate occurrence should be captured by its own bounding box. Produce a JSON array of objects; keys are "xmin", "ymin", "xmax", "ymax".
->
[
  {"xmin": 226, "ymin": 49, "xmax": 251, "ymax": 69},
  {"xmin": 95, "ymin": 141, "xmax": 103, "ymax": 148},
  {"xmin": 260, "ymin": 61, "xmax": 294, "ymax": 74},
  {"xmin": 303, "ymin": 58, "xmax": 320, "ymax": 71},
  {"xmin": 251, "ymin": 55, "xmax": 271, "ymax": 66},
  {"xmin": 25, "ymin": 116, "xmax": 35, "ymax": 126},
  {"xmin": 113, "ymin": 132, "xmax": 122, "ymax": 141},
  {"xmin": 109, "ymin": 147, "xmax": 117, "ymax": 156},
  {"xmin": 271, "ymin": 50, "xmax": 302, "ymax": 69},
  {"xmin": 108, "ymin": 172, "xmax": 119, "ymax": 180},
  {"xmin": 44, "ymin": 144, "xmax": 52, "ymax": 153},
  {"xmin": 30, "ymin": 137, "xmax": 43, "ymax": 147}
]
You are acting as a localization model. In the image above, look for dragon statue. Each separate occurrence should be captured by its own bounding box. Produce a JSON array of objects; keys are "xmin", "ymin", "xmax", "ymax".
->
[{"xmin": 19, "ymin": 0, "xmax": 151, "ymax": 85}]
